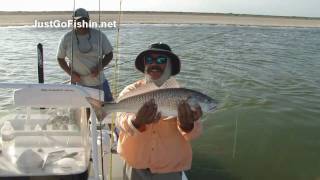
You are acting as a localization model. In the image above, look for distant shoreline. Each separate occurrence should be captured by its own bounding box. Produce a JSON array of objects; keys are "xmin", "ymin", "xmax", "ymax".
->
[
  {"xmin": 1, "ymin": 11, "xmax": 320, "ymax": 28},
  {"xmin": 1, "ymin": 11, "xmax": 319, "ymax": 19}
]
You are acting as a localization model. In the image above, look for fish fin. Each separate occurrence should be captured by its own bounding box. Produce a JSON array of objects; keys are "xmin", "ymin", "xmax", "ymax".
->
[
  {"xmin": 86, "ymin": 97, "xmax": 107, "ymax": 121},
  {"xmin": 86, "ymin": 97, "xmax": 103, "ymax": 108}
]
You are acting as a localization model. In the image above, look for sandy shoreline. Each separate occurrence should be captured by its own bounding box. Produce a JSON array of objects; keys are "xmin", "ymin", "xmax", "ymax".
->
[{"xmin": 0, "ymin": 11, "xmax": 320, "ymax": 28}]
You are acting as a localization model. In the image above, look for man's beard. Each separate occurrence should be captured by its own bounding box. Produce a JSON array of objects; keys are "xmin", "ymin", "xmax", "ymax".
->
[{"xmin": 145, "ymin": 61, "xmax": 172, "ymax": 87}]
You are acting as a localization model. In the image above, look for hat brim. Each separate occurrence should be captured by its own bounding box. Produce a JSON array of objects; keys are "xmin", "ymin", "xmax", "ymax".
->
[{"xmin": 135, "ymin": 49, "xmax": 181, "ymax": 76}]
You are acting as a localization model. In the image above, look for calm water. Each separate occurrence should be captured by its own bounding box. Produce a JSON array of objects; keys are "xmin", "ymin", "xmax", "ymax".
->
[{"xmin": 0, "ymin": 24, "xmax": 320, "ymax": 179}]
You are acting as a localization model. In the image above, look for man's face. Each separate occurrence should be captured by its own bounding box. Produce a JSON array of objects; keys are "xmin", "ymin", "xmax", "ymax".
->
[
  {"xmin": 144, "ymin": 53, "xmax": 169, "ymax": 80},
  {"xmin": 75, "ymin": 17, "xmax": 90, "ymax": 30}
]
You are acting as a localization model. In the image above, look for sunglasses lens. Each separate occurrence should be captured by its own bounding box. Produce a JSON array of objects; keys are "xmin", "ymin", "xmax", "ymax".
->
[
  {"xmin": 156, "ymin": 56, "xmax": 168, "ymax": 64},
  {"xmin": 145, "ymin": 55, "xmax": 168, "ymax": 64},
  {"xmin": 145, "ymin": 56, "xmax": 153, "ymax": 64}
]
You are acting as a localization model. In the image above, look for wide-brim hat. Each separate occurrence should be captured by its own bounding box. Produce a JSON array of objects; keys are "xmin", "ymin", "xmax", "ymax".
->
[{"xmin": 135, "ymin": 43, "xmax": 181, "ymax": 76}]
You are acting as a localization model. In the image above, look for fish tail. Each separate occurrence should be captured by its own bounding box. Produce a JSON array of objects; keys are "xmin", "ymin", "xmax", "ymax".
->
[{"xmin": 86, "ymin": 97, "xmax": 113, "ymax": 121}]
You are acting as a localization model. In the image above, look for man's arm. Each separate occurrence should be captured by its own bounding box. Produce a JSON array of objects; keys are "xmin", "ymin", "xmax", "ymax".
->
[
  {"xmin": 57, "ymin": 58, "xmax": 71, "ymax": 75},
  {"xmin": 102, "ymin": 51, "xmax": 113, "ymax": 68},
  {"xmin": 178, "ymin": 120, "xmax": 202, "ymax": 141},
  {"xmin": 91, "ymin": 51, "xmax": 113, "ymax": 77},
  {"xmin": 116, "ymin": 80, "xmax": 159, "ymax": 135},
  {"xmin": 177, "ymin": 101, "xmax": 203, "ymax": 140},
  {"xmin": 57, "ymin": 58, "xmax": 81, "ymax": 83},
  {"xmin": 116, "ymin": 82, "xmax": 141, "ymax": 136}
]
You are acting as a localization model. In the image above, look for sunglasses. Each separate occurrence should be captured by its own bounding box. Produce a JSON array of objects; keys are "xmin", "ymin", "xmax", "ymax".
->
[
  {"xmin": 145, "ymin": 55, "xmax": 168, "ymax": 65},
  {"xmin": 75, "ymin": 17, "xmax": 90, "ymax": 22}
]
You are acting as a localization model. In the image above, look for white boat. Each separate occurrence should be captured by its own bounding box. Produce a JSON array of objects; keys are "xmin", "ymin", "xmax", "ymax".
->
[{"xmin": 0, "ymin": 83, "xmax": 123, "ymax": 179}]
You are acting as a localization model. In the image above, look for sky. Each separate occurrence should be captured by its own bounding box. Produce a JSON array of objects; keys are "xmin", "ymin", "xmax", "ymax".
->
[{"xmin": 1, "ymin": 0, "xmax": 320, "ymax": 18}]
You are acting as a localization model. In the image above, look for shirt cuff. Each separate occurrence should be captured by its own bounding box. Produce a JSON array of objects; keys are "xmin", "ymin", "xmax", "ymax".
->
[{"xmin": 127, "ymin": 116, "xmax": 142, "ymax": 134}]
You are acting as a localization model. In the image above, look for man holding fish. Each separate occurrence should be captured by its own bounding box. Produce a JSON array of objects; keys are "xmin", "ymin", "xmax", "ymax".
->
[
  {"xmin": 87, "ymin": 43, "xmax": 216, "ymax": 179},
  {"xmin": 116, "ymin": 43, "xmax": 210, "ymax": 180}
]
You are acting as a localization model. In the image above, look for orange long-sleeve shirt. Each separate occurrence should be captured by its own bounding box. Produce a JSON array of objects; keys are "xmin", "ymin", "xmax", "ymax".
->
[{"xmin": 116, "ymin": 78, "xmax": 202, "ymax": 173}]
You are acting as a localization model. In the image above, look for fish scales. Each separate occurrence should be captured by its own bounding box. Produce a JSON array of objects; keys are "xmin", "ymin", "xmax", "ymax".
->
[{"xmin": 98, "ymin": 88, "xmax": 217, "ymax": 117}]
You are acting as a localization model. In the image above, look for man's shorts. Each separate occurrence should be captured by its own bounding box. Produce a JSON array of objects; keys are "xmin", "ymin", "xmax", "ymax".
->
[{"xmin": 102, "ymin": 79, "xmax": 113, "ymax": 102}]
